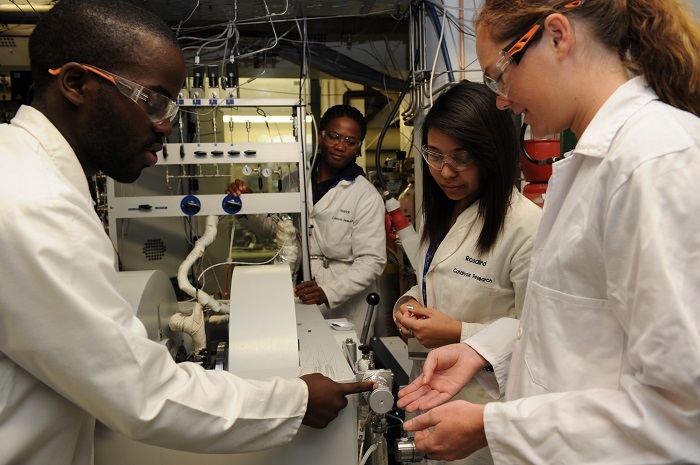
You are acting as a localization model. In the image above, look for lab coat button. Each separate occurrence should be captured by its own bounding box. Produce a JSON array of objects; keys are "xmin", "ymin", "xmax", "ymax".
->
[{"xmin": 517, "ymin": 327, "xmax": 523, "ymax": 339}]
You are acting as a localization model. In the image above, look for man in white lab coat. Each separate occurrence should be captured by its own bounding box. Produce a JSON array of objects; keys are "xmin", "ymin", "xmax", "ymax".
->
[{"xmin": 0, "ymin": 2, "xmax": 373, "ymax": 464}]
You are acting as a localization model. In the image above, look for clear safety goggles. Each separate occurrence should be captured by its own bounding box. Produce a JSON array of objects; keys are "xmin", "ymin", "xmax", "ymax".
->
[
  {"xmin": 321, "ymin": 130, "xmax": 362, "ymax": 149},
  {"xmin": 49, "ymin": 64, "xmax": 179, "ymax": 125},
  {"xmin": 421, "ymin": 146, "xmax": 475, "ymax": 172}
]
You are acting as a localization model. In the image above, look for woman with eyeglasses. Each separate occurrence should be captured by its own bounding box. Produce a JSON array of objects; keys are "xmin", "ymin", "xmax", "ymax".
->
[
  {"xmin": 393, "ymin": 80, "xmax": 542, "ymax": 465},
  {"xmin": 398, "ymin": 0, "xmax": 700, "ymax": 463},
  {"xmin": 227, "ymin": 104, "xmax": 386, "ymax": 332}
]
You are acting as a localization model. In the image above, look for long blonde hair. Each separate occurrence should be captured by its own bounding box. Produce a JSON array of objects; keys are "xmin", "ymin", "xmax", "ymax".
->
[{"xmin": 475, "ymin": 0, "xmax": 700, "ymax": 117}]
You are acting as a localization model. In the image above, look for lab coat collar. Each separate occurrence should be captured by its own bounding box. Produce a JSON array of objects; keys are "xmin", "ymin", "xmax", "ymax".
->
[
  {"xmin": 574, "ymin": 76, "xmax": 657, "ymax": 159},
  {"xmin": 12, "ymin": 105, "xmax": 93, "ymax": 204}
]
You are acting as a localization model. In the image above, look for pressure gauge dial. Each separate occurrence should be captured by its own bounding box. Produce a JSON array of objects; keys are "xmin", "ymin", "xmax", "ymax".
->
[
  {"xmin": 262, "ymin": 167, "xmax": 273, "ymax": 178},
  {"xmin": 242, "ymin": 165, "xmax": 252, "ymax": 176}
]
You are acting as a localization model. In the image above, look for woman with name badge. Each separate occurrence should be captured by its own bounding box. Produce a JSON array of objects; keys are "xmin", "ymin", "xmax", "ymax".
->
[{"xmin": 393, "ymin": 81, "xmax": 542, "ymax": 465}]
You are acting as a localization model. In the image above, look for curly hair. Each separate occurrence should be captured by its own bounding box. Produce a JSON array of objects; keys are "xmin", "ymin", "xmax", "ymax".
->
[{"xmin": 318, "ymin": 104, "xmax": 367, "ymax": 140}]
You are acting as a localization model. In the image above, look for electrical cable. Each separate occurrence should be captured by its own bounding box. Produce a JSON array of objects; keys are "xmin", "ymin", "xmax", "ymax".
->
[
  {"xmin": 175, "ymin": 0, "xmax": 200, "ymax": 37},
  {"xmin": 196, "ymin": 234, "xmax": 291, "ymax": 284},
  {"xmin": 359, "ymin": 444, "xmax": 378, "ymax": 465},
  {"xmin": 426, "ymin": 2, "xmax": 455, "ymax": 83},
  {"xmin": 374, "ymin": 74, "xmax": 414, "ymax": 192},
  {"xmin": 428, "ymin": 5, "xmax": 448, "ymax": 106}
]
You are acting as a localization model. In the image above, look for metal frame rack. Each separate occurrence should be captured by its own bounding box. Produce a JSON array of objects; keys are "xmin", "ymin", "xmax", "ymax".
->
[{"xmin": 106, "ymin": 98, "xmax": 311, "ymax": 281}]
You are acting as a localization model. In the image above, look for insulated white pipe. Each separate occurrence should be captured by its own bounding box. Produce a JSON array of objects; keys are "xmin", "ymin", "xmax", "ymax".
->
[
  {"xmin": 275, "ymin": 217, "xmax": 298, "ymax": 273},
  {"xmin": 169, "ymin": 302, "xmax": 206, "ymax": 352},
  {"xmin": 176, "ymin": 215, "xmax": 229, "ymax": 314},
  {"xmin": 170, "ymin": 215, "xmax": 231, "ymax": 353},
  {"xmin": 208, "ymin": 314, "xmax": 230, "ymax": 325}
]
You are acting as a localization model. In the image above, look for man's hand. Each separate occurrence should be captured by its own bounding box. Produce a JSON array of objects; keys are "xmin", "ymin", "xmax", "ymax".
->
[
  {"xmin": 295, "ymin": 280, "xmax": 329, "ymax": 306},
  {"xmin": 403, "ymin": 400, "xmax": 487, "ymax": 461},
  {"xmin": 397, "ymin": 343, "xmax": 485, "ymax": 412},
  {"xmin": 226, "ymin": 179, "xmax": 253, "ymax": 197},
  {"xmin": 300, "ymin": 373, "xmax": 375, "ymax": 428}
]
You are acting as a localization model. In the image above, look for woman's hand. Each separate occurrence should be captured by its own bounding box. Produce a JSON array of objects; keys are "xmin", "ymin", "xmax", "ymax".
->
[
  {"xmin": 394, "ymin": 299, "xmax": 421, "ymax": 339},
  {"xmin": 403, "ymin": 400, "xmax": 487, "ymax": 460},
  {"xmin": 397, "ymin": 343, "xmax": 486, "ymax": 412},
  {"xmin": 395, "ymin": 304, "xmax": 462, "ymax": 348}
]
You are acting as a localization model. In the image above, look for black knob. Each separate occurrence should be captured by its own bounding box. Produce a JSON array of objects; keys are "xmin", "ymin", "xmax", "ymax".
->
[
  {"xmin": 366, "ymin": 292, "xmax": 380, "ymax": 305},
  {"xmin": 183, "ymin": 201, "xmax": 200, "ymax": 212}
]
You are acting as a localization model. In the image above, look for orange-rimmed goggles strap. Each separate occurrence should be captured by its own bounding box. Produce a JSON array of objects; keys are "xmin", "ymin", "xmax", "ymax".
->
[
  {"xmin": 506, "ymin": 24, "xmax": 542, "ymax": 57},
  {"xmin": 48, "ymin": 65, "xmax": 117, "ymax": 86},
  {"xmin": 504, "ymin": 0, "xmax": 586, "ymax": 61}
]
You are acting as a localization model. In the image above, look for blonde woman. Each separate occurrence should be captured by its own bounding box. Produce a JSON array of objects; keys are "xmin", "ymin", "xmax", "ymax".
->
[{"xmin": 398, "ymin": 0, "xmax": 700, "ymax": 463}]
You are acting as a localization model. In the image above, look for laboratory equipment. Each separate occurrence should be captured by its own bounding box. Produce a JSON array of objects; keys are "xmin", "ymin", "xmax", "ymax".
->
[
  {"xmin": 384, "ymin": 193, "xmax": 420, "ymax": 270},
  {"xmin": 95, "ymin": 264, "xmax": 360, "ymax": 465}
]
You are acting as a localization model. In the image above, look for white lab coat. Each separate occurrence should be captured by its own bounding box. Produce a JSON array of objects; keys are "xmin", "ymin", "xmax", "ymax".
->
[
  {"xmin": 468, "ymin": 77, "xmax": 700, "ymax": 463},
  {"xmin": 237, "ymin": 166, "xmax": 386, "ymax": 332},
  {"xmin": 305, "ymin": 170, "xmax": 387, "ymax": 331},
  {"xmin": 0, "ymin": 106, "xmax": 308, "ymax": 465},
  {"xmin": 395, "ymin": 189, "xmax": 542, "ymax": 465}
]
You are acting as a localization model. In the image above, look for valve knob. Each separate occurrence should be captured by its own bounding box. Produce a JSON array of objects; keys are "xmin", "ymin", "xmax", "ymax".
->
[{"xmin": 366, "ymin": 292, "xmax": 380, "ymax": 306}]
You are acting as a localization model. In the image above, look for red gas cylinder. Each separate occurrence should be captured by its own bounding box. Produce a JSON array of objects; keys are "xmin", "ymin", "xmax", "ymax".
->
[{"xmin": 521, "ymin": 139, "xmax": 560, "ymax": 183}]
